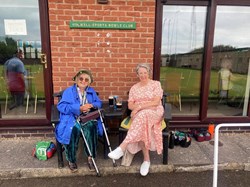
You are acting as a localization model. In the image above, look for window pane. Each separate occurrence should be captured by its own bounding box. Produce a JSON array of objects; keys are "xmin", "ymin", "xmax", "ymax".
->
[
  {"xmin": 161, "ymin": 5, "xmax": 207, "ymax": 116},
  {"xmin": 208, "ymin": 6, "xmax": 250, "ymax": 117},
  {"xmin": 0, "ymin": 0, "xmax": 45, "ymax": 119}
]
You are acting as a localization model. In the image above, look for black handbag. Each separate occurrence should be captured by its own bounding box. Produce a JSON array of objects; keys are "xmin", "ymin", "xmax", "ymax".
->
[
  {"xmin": 171, "ymin": 131, "xmax": 192, "ymax": 148},
  {"xmin": 179, "ymin": 133, "xmax": 191, "ymax": 148}
]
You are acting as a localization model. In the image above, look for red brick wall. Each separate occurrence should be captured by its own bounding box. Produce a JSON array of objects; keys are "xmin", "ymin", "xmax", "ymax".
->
[
  {"xmin": 48, "ymin": 0, "xmax": 156, "ymax": 100},
  {"xmin": 0, "ymin": 127, "xmax": 54, "ymax": 138}
]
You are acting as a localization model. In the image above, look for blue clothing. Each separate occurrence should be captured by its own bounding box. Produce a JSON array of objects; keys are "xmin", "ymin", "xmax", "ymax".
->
[
  {"xmin": 55, "ymin": 84, "xmax": 103, "ymax": 145},
  {"xmin": 4, "ymin": 57, "xmax": 26, "ymax": 93},
  {"xmin": 4, "ymin": 57, "xmax": 25, "ymax": 73}
]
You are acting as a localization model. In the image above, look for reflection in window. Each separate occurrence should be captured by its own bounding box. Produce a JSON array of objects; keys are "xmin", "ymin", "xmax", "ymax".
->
[
  {"xmin": 0, "ymin": 0, "xmax": 45, "ymax": 119},
  {"xmin": 160, "ymin": 6, "xmax": 207, "ymax": 116},
  {"xmin": 208, "ymin": 6, "xmax": 250, "ymax": 117}
]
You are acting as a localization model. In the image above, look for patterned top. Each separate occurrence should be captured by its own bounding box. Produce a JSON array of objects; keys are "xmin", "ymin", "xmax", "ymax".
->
[{"xmin": 124, "ymin": 80, "xmax": 164, "ymax": 154}]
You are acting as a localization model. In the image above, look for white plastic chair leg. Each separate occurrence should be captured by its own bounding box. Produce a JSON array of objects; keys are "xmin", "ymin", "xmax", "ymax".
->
[
  {"xmin": 4, "ymin": 93, "xmax": 8, "ymax": 114},
  {"xmin": 179, "ymin": 94, "xmax": 182, "ymax": 111},
  {"xmin": 34, "ymin": 94, "xmax": 37, "ymax": 114},
  {"xmin": 26, "ymin": 94, "xmax": 29, "ymax": 114}
]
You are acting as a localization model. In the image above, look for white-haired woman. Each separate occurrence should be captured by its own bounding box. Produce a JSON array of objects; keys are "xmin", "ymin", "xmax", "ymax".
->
[
  {"xmin": 55, "ymin": 69, "xmax": 102, "ymax": 172},
  {"xmin": 108, "ymin": 63, "xmax": 164, "ymax": 176}
]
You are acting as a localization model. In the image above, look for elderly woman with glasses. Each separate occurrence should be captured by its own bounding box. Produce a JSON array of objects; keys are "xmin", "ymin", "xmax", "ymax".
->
[
  {"xmin": 108, "ymin": 63, "xmax": 164, "ymax": 176},
  {"xmin": 55, "ymin": 69, "xmax": 102, "ymax": 172}
]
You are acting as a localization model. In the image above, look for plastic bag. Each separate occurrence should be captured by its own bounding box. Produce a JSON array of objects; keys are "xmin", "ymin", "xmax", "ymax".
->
[{"xmin": 32, "ymin": 141, "xmax": 56, "ymax": 160}]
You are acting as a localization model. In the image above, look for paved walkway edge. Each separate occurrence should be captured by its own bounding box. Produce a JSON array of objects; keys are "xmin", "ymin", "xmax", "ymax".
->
[{"xmin": 1, "ymin": 163, "xmax": 250, "ymax": 179}]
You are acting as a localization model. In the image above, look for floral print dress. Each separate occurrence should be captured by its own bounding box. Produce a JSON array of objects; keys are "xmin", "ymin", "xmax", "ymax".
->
[{"xmin": 124, "ymin": 80, "xmax": 164, "ymax": 155}]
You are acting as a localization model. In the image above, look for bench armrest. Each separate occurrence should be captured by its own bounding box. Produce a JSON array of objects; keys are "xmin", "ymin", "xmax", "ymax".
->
[{"xmin": 51, "ymin": 104, "xmax": 60, "ymax": 128}]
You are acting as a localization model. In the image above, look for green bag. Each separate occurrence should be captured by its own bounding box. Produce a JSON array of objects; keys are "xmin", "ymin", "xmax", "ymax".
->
[{"xmin": 35, "ymin": 141, "xmax": 51, "ymax": 160}]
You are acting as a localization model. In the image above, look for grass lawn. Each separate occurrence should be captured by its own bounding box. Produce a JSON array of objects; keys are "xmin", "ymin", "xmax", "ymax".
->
[
  {"xmin": 0, "ymin": 64, "xmax": 44, "ymax": 100},
  {"xmin": 160, "ymin": 66, "xmax": 247, "ymax": 100}
]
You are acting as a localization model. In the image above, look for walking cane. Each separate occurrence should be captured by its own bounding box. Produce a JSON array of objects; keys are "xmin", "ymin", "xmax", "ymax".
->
[
  {"xmin": 79, "ymin": 121, "xmax": 101, "ymax": 177},
  {"xmin": 98, "ymin": 109, "xmax": 117, "ymax": 167}
]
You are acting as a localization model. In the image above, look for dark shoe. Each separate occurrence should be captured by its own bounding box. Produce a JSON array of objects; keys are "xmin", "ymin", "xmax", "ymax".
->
[
  {"xmin": 87, "ymin": 159, "xmax": 95, "ymax": 172},
  {"xmin": 68, "ymin": 162, "xmax": 78, "ymax": 173},
  {"xmin": 9, "ymin": 104, "xmax": 17, "ymax": 110}
]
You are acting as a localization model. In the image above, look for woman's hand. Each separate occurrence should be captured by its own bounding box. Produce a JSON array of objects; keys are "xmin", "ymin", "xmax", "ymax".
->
[
  {"xmin": 130, "ymin": 105, "xmax": 141, "ymax": 118},
  {"xmin": 80, "ymin": 104, "xmax": 93, "ymax": 112}
]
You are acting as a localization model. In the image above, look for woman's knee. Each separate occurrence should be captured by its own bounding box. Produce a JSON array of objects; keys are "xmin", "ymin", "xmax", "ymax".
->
[{"xmin": 138, "ymin": 141, "xmax": 145, "ymax": 148}]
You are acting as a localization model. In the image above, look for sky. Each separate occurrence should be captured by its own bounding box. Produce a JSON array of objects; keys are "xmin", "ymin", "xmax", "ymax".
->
[
  {"xmin": 1, "ymin": 1, "xmax": 250, "ymax": 55},
  {"xmin": 0, "ymin": 0, "xmax": 41, "ymax": 43},
  {"xmin": 161, "ymin": 5, "xmax": 250, "ymax": 55}
]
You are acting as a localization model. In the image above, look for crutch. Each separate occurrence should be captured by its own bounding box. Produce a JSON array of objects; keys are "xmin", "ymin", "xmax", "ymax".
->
[
  {"xmin": 78, "ymin": 120, "xmax": 101, "ymax": 177},
  {"xmin": 98, "ymin": 109, "xmax": 117, "ymax": 167}
]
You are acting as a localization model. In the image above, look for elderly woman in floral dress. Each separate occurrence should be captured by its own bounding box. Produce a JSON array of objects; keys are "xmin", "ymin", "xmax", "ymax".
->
[{"xmin": 108, "ymin": 63, "xmax": 164, "ymax": 176}]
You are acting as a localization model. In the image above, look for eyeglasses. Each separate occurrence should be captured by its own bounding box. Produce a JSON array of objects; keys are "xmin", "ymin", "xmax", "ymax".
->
[
  {"xmin": 78, "ymin": 77, "xmax": 89, "ymax": 82},
  {"xmin": 138, "ymin": 72, "xmax": 149, "ymax": 76}
]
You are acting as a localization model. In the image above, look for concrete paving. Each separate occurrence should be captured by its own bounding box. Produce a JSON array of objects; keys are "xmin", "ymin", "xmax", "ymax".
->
[{"xmin": 0, "ymin": 133, "xmax": 250, "ymax": 179}]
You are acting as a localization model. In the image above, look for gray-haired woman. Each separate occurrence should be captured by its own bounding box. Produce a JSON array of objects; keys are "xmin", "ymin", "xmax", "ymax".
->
[{"xmin": 108, "ymin": 63, "xmax": 164, "ymax": 176}]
